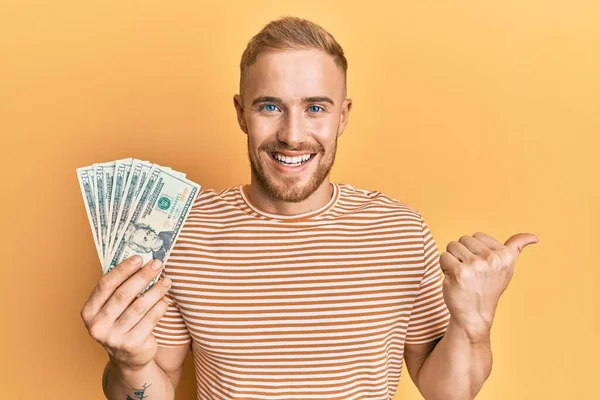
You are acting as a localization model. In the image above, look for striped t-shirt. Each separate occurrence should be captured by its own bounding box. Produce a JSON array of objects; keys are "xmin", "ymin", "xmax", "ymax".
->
[{"xmin": 153, "ymin": 182, "xmax": 450, "ymax": 400}]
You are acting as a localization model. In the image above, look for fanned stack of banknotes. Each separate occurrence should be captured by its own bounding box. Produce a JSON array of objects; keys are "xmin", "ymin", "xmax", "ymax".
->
[{"xmin": 76, "ymin": 158, "xmax": 201, "ymax": 290}]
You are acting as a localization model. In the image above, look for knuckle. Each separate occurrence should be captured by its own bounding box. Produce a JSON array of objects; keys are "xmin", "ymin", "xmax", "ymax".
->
[
  {"xmin": 455, "ymin": 267, "xmax": 470, "ymax": 280},
  {"xmin": 143, "ymin": 268, "xmax": 161, "ymax": 281},
  {"xmin": 80, "ymin": 307, "xmax": 92, "ymax": 325},
  {"xmin": 113, "ymin": 288, "xmax": 130, "ymax": 303},
  {"xmin": 120, "ymin": 341, "xmax": 135, "ymax": 354},
  {"xmin": 81, "ymin": 309, "xmax": 94, "ymax": 329},
  {"xmin": 97, "ymin": 276, "xmax": 112, "ymax": 292},
  {"xmin": 440, "ymin": 252, "xmax": 456, "ymax": 266},
  {"xmin": 105, "ymin": 332, "xmax": 123, "ymax": 349},
  {"xmin": 113, "ymin": 316, "xmax": 127, "ymax": 329},
  {"xmin": 131, "ymin": 300, "xmax": 147, "ymax": 315},
  {"xmin": 148, "ymin": 309, "xmax": 161, "ymax": 324},
  {"xmin": 87, "ymin": 323, "xmax": 104, "ymax": 341},
  {"xmin": 485, "ymin": 252, "xmax": 501, "ymax": 265},
  {"xmin": 474, "ymin": 259, "xmax": 488, "ymax": 271},
  {"xmin": 458, "ymin": 235, "xmax": 471, "ymax": 243},
  {"xmin": 121, "ymin": 337, "xmax": 144, "ymax": 354},
  {"xmin": 151, "ymin": 303, "xmax": 168, "ymax": 322},
  {"xmin": 440, "ymin": 251, "xmax": 451, "ymax": 262}
]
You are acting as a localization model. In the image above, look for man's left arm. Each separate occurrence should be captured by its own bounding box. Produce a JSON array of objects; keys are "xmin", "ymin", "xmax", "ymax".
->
[
  {"xmin": 404, "ymin": 321, "xmax": 492, "ymax": 400},
  {"xmin": 405, "ymin": 231, "xmax": 539, "ymax": 400}
]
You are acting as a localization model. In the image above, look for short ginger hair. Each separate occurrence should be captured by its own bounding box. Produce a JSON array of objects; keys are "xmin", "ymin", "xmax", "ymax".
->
[{"xmin": 239, "ymin": 16, "xmax": 348, "ymax": 99}]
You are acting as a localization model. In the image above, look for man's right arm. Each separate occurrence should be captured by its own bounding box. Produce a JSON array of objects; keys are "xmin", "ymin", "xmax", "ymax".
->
[
  {"xmin": 80, "ymin": 255, "xmax": 188, "ymax": 400},
  {"xmin": 102, "ymin": 345, "xmax": 189, "ymax": 399}
]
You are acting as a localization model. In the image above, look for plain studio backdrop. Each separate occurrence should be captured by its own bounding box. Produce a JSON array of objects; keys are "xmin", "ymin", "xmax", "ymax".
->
[{"xmin": 1, "ymin": 1, "xmax": 598, "ymax": 399}]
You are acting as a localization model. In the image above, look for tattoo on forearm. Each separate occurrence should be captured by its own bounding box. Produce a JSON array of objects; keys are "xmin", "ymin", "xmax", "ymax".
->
[{"xmin": 126, "ymin": 383, "xmax": 152, "ymax": 400}]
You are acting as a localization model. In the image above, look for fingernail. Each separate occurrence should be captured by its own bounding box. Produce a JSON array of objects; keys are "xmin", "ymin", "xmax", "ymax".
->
[
  {"xmin": 130, "ymin": 255, "xmax": 142, "ymax": 266},
  {"xmin": 151, "ymin": 259, "xmax": 162, "ymax": 270},
  {"xmin": 162, "ymin": 277, "xmax": 172, "ymax": 286}
]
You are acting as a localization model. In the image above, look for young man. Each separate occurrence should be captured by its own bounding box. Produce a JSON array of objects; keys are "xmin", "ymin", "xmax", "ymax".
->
[{"xmin": 81, "ymin": 16, "xmax": 538, "ymax": 400}]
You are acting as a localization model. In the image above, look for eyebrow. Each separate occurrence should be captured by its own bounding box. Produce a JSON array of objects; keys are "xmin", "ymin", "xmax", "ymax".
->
[{"xmin": 251, "ymin": 96, "xmax": 335, "ymax": 106}]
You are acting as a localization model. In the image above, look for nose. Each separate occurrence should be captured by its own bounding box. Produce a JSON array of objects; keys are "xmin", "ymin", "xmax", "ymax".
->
[{"xmin": 277, "ymin": 108, "xmax": 307, "ymax": 148}]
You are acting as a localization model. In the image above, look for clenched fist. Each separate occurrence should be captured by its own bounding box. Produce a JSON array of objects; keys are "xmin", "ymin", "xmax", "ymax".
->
[
  {"xmin": 80, "ymin": 256, "xmax": 172, "ymax": 370},
  {"xmin": 440, "ymin": 232, "xmax": 539, "ymax": 340}
]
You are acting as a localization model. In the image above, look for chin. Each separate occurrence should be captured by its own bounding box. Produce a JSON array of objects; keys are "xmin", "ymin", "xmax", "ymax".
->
[
  {"xmin": 270, "ymin": 181, "xmax": 316, "ymax": 203},
  {"xmin": 263, "ymin": 168, "xmax": 328, "ymax": 203},
  {"xmin": 250, "ymin": 150, "xmax": 333, "ymax": 203}
]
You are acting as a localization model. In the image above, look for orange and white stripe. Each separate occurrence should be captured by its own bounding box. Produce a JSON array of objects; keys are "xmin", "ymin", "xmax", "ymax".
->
[{"xmin": 154, "ymin": 183, "xmax": 450, "ymax": 400}]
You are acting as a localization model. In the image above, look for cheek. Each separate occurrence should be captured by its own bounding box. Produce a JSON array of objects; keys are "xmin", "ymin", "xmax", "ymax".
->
[
  {"xmin": 309, "ymin": 111, "xmax": 340, "ymax": 132},
  {"xmin": 247, "ymin": 116, "xmax": 277, "ymax": 139},
  {"xmin": 309, "ymin": 117, "xmax": 331, "ymax": 131},
  {"xmin": 311, "ymin": 120, "xmax": 338, "ymax": 147}
]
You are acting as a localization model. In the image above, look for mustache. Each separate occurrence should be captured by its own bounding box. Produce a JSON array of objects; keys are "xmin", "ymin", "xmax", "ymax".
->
[{"xmin": 260, "ymin": 143, "xmax": 324, "ymax": 153}]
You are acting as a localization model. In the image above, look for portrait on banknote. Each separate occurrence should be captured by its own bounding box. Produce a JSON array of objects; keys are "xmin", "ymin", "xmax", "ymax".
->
[{"xmin": 124, "ymin": 222, "xmax": 175, "ymax": 262}]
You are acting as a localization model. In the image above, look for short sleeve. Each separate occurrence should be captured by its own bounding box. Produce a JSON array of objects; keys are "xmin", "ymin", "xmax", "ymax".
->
[
  {"xmin": 405, "ymin": 215, "xmax": 451, "ymax": 345},
  {"xmin": 152, "ymin": 292, "xmax": 192, "ymax": 347}
]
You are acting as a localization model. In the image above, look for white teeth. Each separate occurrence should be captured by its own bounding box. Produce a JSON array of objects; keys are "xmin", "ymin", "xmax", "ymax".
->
[{"xmin": 273, "ymin": 152, "xmax": 313, "ymax": 166}]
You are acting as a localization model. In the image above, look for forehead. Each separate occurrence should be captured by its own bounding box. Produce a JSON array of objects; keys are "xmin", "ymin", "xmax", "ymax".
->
[
  {"xmin": 132, "ymin": 229, "xmax": 145, "ymax": 237},
  {"xmin": 244, "ymin": 48, "xmax": 344, "ymax": 101},
  {"xmin": 132, "ymin": 228, "xmax": 150, "ymax": 236}
]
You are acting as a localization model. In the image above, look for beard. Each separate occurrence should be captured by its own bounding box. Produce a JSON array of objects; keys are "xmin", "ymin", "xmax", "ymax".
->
[{"xmin": 247, "ymin": 135, "xmax": 337, "ymax": 203}]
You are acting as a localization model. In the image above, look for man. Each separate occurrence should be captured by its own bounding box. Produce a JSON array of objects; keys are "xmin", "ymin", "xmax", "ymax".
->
[
  {"xmin": 124, "ymin": 222, "xmax": 174, "ymax": 262},
  {"xmin": 81, "ymin": 16, "xmax": 538, "ymax": 400}
]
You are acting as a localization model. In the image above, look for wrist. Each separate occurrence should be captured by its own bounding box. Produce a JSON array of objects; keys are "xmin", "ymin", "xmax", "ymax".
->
[
  {"xmin": 109, "ymin": 356, "xmax": 152, "ymax": 375},
  {"xmin": 448, "ymin": 317, "xmax": 492, "ymax": 343}
]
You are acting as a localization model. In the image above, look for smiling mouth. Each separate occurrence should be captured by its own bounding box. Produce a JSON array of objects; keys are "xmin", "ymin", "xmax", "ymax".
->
[{"xmin": 269, "ymin": 152, "xmax": 316, "ymax": 167}]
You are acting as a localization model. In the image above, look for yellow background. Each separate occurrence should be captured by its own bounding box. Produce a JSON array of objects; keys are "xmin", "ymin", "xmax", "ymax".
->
[{"xmin": 1, "ymin": 0, "xmax": 598, "ymax": 399}]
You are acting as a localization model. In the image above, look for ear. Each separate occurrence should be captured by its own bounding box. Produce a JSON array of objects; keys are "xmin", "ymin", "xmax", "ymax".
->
[
  {"xmin": 233, "ymin": 94, "xmax": 248, "ymax": 134},
  {"xmin": 337, "ymin": 98, "xmax": 353, "ymax": 138}
]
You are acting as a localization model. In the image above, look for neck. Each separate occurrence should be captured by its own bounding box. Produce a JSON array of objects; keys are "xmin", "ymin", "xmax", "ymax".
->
[{"xmin": 246, "ymin": 178, "xmax": 333, "ymax": 216}]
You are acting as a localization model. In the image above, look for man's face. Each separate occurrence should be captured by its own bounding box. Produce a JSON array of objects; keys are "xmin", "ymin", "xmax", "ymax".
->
[
  {"xmin": 131, "ymin": 228, "xmax": 163, "ymax": 251},
  {"xmin": 234, "ymin": 48, "xmax": 352, "ymax": 203}
]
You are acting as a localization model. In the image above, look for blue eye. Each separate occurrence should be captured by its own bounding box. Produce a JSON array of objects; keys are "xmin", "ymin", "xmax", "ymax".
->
[
  {"xmin": 261, "ymin": 104, "xmax": 279, "ymax": 112},
  {"xmin": 308, "ymin": 105, "xmax": 324, "ymax": 113}
]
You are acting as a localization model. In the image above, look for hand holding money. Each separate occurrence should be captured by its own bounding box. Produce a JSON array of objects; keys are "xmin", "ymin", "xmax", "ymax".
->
[
  {"xmin": 80, "ymin": 256, "xmax": 171, "ymax": 370},
  {"xmin": 76, "ymin": 158, "xmax": 200, "ymax": 293}
]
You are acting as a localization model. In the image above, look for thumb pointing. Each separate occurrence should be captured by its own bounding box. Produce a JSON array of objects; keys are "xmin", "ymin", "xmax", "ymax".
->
[{"xmin": 504, "ymin": 233, "xmax": 539, "ymax": 255}]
